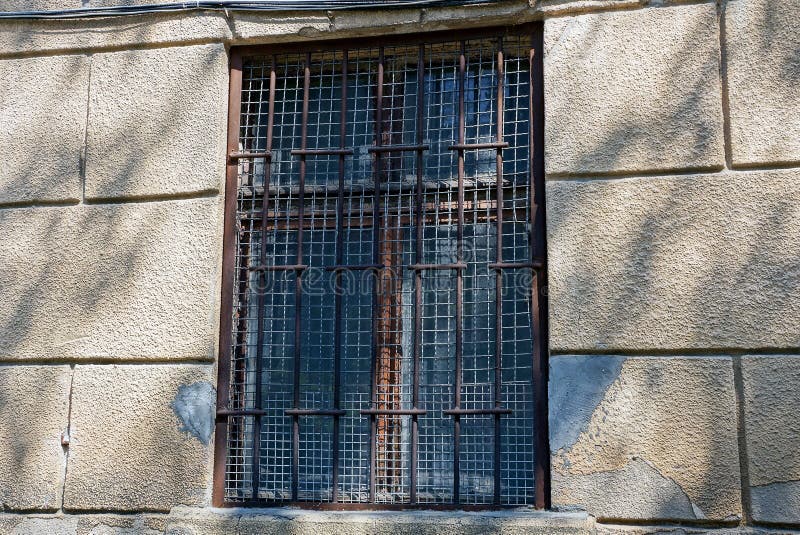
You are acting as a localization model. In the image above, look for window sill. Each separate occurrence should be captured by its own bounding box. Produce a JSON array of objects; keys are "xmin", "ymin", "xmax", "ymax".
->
[{"xmin": 164, "ymin": 506, "xmax": 594, "ymax": 534}]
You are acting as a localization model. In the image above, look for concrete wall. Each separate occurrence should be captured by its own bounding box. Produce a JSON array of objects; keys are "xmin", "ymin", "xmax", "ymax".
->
[{"xmin": 0, "ymin": 0, "xmax": 797, "ymax": 533}]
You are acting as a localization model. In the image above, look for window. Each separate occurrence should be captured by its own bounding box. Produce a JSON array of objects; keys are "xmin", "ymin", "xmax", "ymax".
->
[{"xmin": 215, "ymin": 25, "xmax": 547, "ymax": 508}]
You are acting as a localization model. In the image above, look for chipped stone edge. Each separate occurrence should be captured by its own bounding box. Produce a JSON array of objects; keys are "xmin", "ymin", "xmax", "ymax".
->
[{"xmin": 0, "ymin": 1, "xmax": 712, "ymax": 58}]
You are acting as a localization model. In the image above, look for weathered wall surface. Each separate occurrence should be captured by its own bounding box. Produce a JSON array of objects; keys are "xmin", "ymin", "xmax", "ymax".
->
[
  {"xmin": 545, "ymin": 0, "xmax": 800, "ymax": 530},
  {"xmin": 0, "ymin": 0, "xmax": 797, "ymax": 533}
]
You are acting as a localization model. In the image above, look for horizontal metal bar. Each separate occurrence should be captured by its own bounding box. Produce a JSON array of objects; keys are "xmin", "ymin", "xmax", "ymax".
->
[
  {"xmin": 487, "ymin": 261, "xmax": 544, "ymax": 270},
  {"xmin": 249, "ymin": 264, "xmax": 309, "ymax": 272},
  {"xmin": 284, "ymin": 409, "xmax": 348, "ymax": 416},
  {"xmin": 217, "ymin": 408, "xmax": 268, "ymax": 417},
  {"xmin": 324, "ymin": 264, "xmax": 385, "ymax": 272},
  {"xmin": 359, "ymin": 408, "xmax": 428, "ymax": 416},
  {"xmin": 447, "ymin": 142, "xmax": 509, "ymax": 151},
  {"xmin": 443, "ymin": 407, "xmax": 513, "ymax": 415},
  {"xmin": 290, "ymin": 148, "xmax": 354, "ymax": 156},
  {"xmin": 367, "ymin": 144, "xmax": 430, "ymax": 153},
  {"xmin": 228, "ymin": 151, "xmax": 271, "ymax": 161},
  {"xmin": 407, "ymin": 263, "xmax": 467, "ymax": 271}
]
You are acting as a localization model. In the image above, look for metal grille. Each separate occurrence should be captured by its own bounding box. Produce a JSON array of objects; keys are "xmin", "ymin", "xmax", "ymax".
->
[{"xmin": 216, "ymin": 26, "xmax": 547, "ymax": 508}]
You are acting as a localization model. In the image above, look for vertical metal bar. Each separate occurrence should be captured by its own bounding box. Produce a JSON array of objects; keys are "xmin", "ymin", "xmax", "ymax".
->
[
  {"xmin": 410, "ymin": 43, "xmax": 425, "ymax": 505},
  {"xmin": 331, "ymin": 50, "xmax": 348, "ymax": 503},
  {"xmin": 453, "ymin": 40, "xmax": 466, "ymax": 505},
  {"xmin": 250, "ymin": 55, "xmax": 277, "ymax": 501},
  {"xmin": 213, "ymin": 50, "xmax": 243, "ymax": 508},
  {"xmin": 493, "ymin": 38, "xmax": 504, "ymax": 506},
  {"xmin": 368, "ymin": 46, "xmax": 385, "ymax": 503},
  {"xmin": 292, "ymin": 51, "xmax": 312, "ymax": 502},
  {"xmin": 529, "ymin": 25, "xmax": 550, "ymax": 510}
]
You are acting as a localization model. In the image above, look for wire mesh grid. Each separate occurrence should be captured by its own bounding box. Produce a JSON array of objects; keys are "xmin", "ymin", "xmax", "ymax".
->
[{"xmin": 224, "ymin": 31, "xmax": 538, "ymax": 506}]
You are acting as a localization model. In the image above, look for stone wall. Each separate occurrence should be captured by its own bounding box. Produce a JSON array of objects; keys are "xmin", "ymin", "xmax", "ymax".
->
[{"xmin": 0, "ymin": 0, "xmax": 797, "ymax": 533}]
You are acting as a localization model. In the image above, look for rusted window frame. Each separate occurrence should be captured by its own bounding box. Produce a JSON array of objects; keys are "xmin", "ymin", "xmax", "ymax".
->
[{"xmin": 214, "ymin": 23, "xmax": 548, "ymax": 510}]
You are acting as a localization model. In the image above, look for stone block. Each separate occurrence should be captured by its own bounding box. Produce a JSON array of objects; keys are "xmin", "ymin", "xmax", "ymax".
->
[
  {"xmin": 536, "ymin": 0, "xmax": 643, "ymax": 17},
  {"xmin": 0, "ymin": 14, "xmax": 231, "ymax": 58},
  {"xmin": 547, "ymin": 169, "xmax": 800, "ymax": 351},
  {"xmin": 0, "ymin": 54, "xmax": 88, "ymax": 205},
  {"xmin": 726, "ymin": 0, "xmax": 800, "ymax": 166},
  {"xmin": 741, "ymin": 355, "xmax": 800, "ymax": 524},
  {"xmin": 544, "ymin": 4, "xmax": 724, "ymax": 176},
  {"xmin": 63, "ymin": 364, "xmax": 215, "ymax": 511},
  {"xmin": 0, "ymin": 365, "xmax": 71, "ymax": 511},
  {"xmin": 0, "ymin": 1, "xmax": 79, "ymax": 10},
  {"xmin": 0, "ymin": 197, "xmax": 223, "ymax": 361},
  {"xmin": 550, "ymin": 355, "xmax": 741, "ymax": 520},
  {"xmin": 0, "ymin": 515, "xmax": 78, "ymax": 535},
  {"xmin": 229, "ymin": 13, "xmax": 331, "ymax": 42},
  {"xmin": 163, "ymin": 507, "xmax": 594, "ymax": 535},
  {"xmin": 85, "ymin": 44, "xmax": 228, "ymax": 199}
]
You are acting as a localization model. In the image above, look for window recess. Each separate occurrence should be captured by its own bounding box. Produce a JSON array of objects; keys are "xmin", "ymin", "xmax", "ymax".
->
[{"xmin": 215, "ymin": 25, "xmax": 548, "ymax": 509}]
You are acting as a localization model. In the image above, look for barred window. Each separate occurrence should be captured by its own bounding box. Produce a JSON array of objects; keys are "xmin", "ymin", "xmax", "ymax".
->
[{"xmin": 216, "ymin": 25, "xmax": 547, "ymax": 508}]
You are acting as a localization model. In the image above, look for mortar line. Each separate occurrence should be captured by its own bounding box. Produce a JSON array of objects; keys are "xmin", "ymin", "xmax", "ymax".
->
[
  {"xmin": 717, "ymin": 0, "xmax": 734, "ymax": 170},
  {"xmin": 546, "ymin": 162, "xmax": 800, "ymax": 182},
  {"xmin": 551, "ymin": 348, "xmax": 800, "ymax": 358},
  {"xmin": 59, "ymin": 364, "xmax": 76, "ymax": 512},
  {"xmin": 732, "ymin": 354, "xmax": 753, "ymax": 525}
]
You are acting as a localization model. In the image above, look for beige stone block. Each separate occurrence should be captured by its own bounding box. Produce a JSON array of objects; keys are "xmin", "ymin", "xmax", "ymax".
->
[
  {"xmin": 0, "ymin": 365, "xmax": 71, "ymax": 511},
  {"xmin": 0, "ymin": 14, "xmax": 231, "ymax": 57},
  {"xmin": 76, "ymin": 513, "xmax": 166, "ymax": 534},
  {"xmin": 0, "ymin": 197, "xmax": 223, "ymax": 361},
  {"xmin": 544, "ymin": 4, "xmax": 724, "ymax": 176},
  {"xmin": 726, "ymin": 0, "xmax": 800, "ymax": 166},
  {"xmin": 164, "ymin": 507, "xmax": 594, "ymax": 535},
  {"xmin": 0, "ymin": 54, "xmax": 88, "ymax": 204},
  {"xmin": 85, "ymin": 44, "xmax": 228, "ymax": 199},
  {"xmin": 0, "ymin": 514, "xmax": 78, "ymax": 535},
  {"xmin": 550, "ymin": 355, "xmax": 741, "ymax": 520},
  {"xmin": 547, "ymin": 169, "xmax": 800, "ymax": 351},
  {"xmin": 0, "ymin": 1, "xmax": 79, "ymax": 10},
  {"xmin": 230, "ymin": 13, "xmax": 331, "ymax": 41},
  {"xmin": 535, "ymin": 0, "xmax": 643, "ymax": 16},
  {"xmin": 63, "ymin": 364, "xmax": 215, "ymax": 511},
  {"xmin": 741, "ymin": 355, "xmax": 800, "ymax": 524}
]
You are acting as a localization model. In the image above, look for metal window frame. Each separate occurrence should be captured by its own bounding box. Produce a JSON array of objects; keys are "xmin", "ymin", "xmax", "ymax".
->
[{"xmin": 213, "ymin": 22, "xmax": 549, "ymax": 510}]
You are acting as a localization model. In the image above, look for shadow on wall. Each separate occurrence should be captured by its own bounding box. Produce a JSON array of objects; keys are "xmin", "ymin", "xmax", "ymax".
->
[
  {"xmin": 0, "ymin": 42, "xmax": 224, "ymax": 511},
  {"xmin": 545, "ymin": 1, "xmax": 800, "ymax": 524}
]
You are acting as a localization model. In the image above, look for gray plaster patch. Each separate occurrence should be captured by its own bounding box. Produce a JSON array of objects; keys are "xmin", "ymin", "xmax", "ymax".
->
[
  {"xmin": 549, "ymin": 355, "xmax": 625, "ymax": 452},
  {"xmin": 171, "ymin": 381, "xmax": 215, "ymax": 445},
  {"xmin": 750, "ymin": 480, "xmax": 800, "ymax": 524},
  {"xmin": 556, "ymin": 459, "xmax": 698, "ymax": 520}
]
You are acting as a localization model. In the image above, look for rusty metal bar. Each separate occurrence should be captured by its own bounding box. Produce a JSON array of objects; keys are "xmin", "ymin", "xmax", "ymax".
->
[
  {"xmin": 443, "ymin": 408, "xmax": 512, "ymax": 415},
  {"xmin": 493, "ymin": 38, "xmax": 505, "ymax": 505},
  {"xmin": 360, "ymin": 408, "xmax": 428, "ymax": 416},
  {"xmin": 367, "ymin": 46, "xmax": 386, "ymax": 504},
  {"xmin": 325, "ymin": 264, "xmax": 385, "ymax": 272},
  {"xmin": 218, "ymin": 408, "xmax": 269, "ymax": 417},
  {"xmin": 410, "ymin": 42, "xmax": 425, "ymax": 505},
  {"xmin": 453, "ymin": 40, "xmax": 467, "ymax": 504},
  {"xmin": 367, "ymin": 143, "xmax": 430, "ymax": 153},
  {"xmin": 331, "ymin": 49, "xmax": 349, "ymax": 503},
  {"xmin": 447, "ymin": 141, "xmax": 509, "ymax": 151},
  {"xmin": 228, "ymin": 151, "xmax": 272, "ymax": 161},
  {"xmin": 249, "ymin": 54, "xmax": 277, "ymax": 501},
  {"xmin": 285, "ymin": 408, "xmax": 348, "ymax": 416},
  {"xmin": 249, "ymin": 264, "xmax": 309, "ymax": 272},
  {"xmin": 290, "ymin": 148, "xmax": 354, "ymax": 156},
  {"xmin": 530, "ymin": 26, "xmax": 550, "ymax": 510},
  {"xmin": 487, "ymin": 261, "xmax": 543, "ymax": 271},
  {"xmin": 291, "ymin": 51, "xmax": 312, "ymax": 502},
  {"xmin": 213, "ymin": 48, "xmax": 243, "ymax": 508},
  {"xmin": 407, "ymin": 263, "xmax": 466, "ymax": 271}
]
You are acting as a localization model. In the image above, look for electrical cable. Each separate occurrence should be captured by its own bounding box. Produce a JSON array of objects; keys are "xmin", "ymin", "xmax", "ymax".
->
[{"xmin": 0, "ymin": 0, "xmax": 498, "ymax": 20}]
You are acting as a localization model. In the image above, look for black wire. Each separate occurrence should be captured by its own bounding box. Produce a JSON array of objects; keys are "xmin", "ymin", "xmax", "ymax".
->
[{"xmin": 0, "ymin": 0, "xmax": 498, "ymax": 20}]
